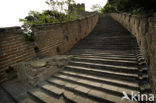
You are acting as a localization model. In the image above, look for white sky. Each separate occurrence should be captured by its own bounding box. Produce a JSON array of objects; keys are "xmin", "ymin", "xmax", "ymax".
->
[{"xmin": 0, "ymin": 0, "xmax": 107, "ymax": 27}]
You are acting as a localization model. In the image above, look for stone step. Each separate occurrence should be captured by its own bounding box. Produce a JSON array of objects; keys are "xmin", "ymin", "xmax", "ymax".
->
[
  {"xmin": 0, "ymin": 86, "xmax": 16, "ymax": 103},
  {"xmin": 64, "ymin": 65, "xmax": 139, "ymax": 81},
  {"xmin": 53, "ymin": 74, "xmax": 139, "ymax": 96},
  {"xmin": 29, "ymin": 90, "xmax": 65, "ymax": 103},
  {"xmin": 74, "ymin": 56, "xmax": 137, "ymax": 64},
  {"xmin": 72, "ymin": 51, "xmax": 137, "ymax": 55},
  {"xmin": 75, "ymin": 45, "xmax": 137, "ymax": 48},
  {"xmin": 79, "ymin": 52, "xmax": 136, "ymax": 56},
  {"xmin": 47, "ymin": 78, "xmax": 137, "ymax": 103},
  {"xmin": 41, "ymin": 83, "xmax": 98, "ymax": 103},
  {"xmin": 66, "ymin": 50, "xmax": 138, "ymax": 55},
  {"xmin": 70, "ymin": 52, "xmax": 137, "ymax": 57},
  {"xmin": 79, "ymin": 42, "xmax": 137, "ymax": 44},
  {"xmin": 72, "ymin": 57, "xmax": 138, "ymax": 66},
  {"xmin": 76, "ymin": 45, "xmax": 137, "ymax": 47},
  {"xmin": 21, "ymin": 98, "xmax": 36, "ymax": 103},
  {"xmin": 73, "ymin": 47, "xmax": 137, "ymax": 51},
  {"xmin": 77, "ymin": 55, "xmax": 137, "ymax": 61},
  {"xmin": 68, "ymin": 61, "xmax": 138, "ymax": 73},
  {"xmin": 1, "ymin": 80, "xmax": 36, "ymax": 103},
  {"xmin": 41, "ymin": 84, "xmax": 65, "ymax": 96},
  {"xmin": 60, "ymin": 70, "xmax": 139, "ymax": 89},
  {"xmin": 77, "ymin": 41, "xmax": 137, "ymax": 43},
  {"xmin": 63, "ymin": 91, "xmax": 98, "ymax": 103}
]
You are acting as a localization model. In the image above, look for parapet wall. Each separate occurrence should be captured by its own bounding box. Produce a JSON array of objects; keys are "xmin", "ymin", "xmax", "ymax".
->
[
  {"xmin": 110, "ymin": 13, "xmax": 156, "ymax": 95},
  {"xmin": 0, "ymin": 27, "xmax": 36, "ymax": 81},
  {"xmin": 32, "ymin": 12, "xmax": 98, "ymax": 57},
  {"xmin": 0, "ymin": 12, "xmax": 99, "ymax": 82}
]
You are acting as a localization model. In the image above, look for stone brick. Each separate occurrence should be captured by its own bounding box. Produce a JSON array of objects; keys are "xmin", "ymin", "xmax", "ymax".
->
[
  {"xmin": 42, "ymin": 84, "xmax": 64, "ymax": 95},
  {"xmin": 31, "ymin": 90, "xmax": 64, "ymax": 103},
  {"xmin": 65, "ymin": 83, "xmax": 78, "ymax": 89},
  {"xmin": 88, "ymin": 89, "xmax": 106, "ymax": 99},
  {"xmin": 74, "ymin": 86, "xmax": 90, "ymax": 94},
  {"xmin": 64, "ymin": 91, "xmax": 77, "ymax": 101},
  {"xmin": 21, "ymin": 98, "xmax": 36, "ymax": 103}
]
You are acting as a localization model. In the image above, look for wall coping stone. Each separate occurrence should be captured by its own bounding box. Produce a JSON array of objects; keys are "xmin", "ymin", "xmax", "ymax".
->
[
  {"xmin": 0, "ymin": 26, "xmax": 23, "ymax": 35},
  {"xmin": 32, "ymin": 12, "xmax": 97, "ymax": 28},
  {"xmin": 149, "ymin": 17, "xmax": 156, "ymax": 22}
]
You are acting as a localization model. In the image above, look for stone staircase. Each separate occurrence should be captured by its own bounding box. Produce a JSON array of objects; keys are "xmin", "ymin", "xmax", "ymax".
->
[{"xmin": 0, "ymin": 16, "xmax": 152, "ymax": 103}]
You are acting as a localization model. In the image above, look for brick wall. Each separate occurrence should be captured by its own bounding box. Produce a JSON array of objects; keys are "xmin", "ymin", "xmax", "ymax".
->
[
  {"xmin": 0, "ymin": 12, "xmax": 99, "ymax": 82},
  {"xmin": 110, "ymin": 13, "xmax": 156, "ymax": 97},
  {"xmin": 32, "ymin": 12, "xmax": 98, "ymax": 57},
  {"xmin": 0, "ymin": 27, "xmax": 36, "ymax": 82}
]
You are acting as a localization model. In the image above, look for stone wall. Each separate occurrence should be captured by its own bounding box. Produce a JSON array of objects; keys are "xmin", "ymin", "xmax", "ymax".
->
[
  {"xmin": 0, "ymin": 27, "xmax": 36, "ymax": 82},
  {"xmin": 32, "ymin": 12, "xmax": 98, "ymax": 57},
  {"xmin": 0, "ymin": 12, "xmax": 99, "ymax": 82},
  {"xmin": 110, "ymin": 13, "xmax": 156, "ymax": 96}
]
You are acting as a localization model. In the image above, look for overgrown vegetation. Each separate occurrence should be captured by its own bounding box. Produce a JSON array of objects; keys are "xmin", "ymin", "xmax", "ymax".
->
[
  {"xmin": 101, "ymin": 0, "xmax": 156, "ymax": 16},
  {"xmin": 19, "ymin": 0, "xmax": 77, "ymax": 42}
]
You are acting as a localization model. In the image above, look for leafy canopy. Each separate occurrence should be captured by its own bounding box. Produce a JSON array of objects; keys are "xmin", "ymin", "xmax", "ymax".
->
[{"xmin": 19, "ymin": 0, "xmax": 77, "ymax": 42}]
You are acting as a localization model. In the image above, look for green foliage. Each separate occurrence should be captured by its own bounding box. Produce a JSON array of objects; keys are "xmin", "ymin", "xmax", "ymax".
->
[
  {"xmin": 100, "ymin": 3, "xmax": 116, "ymax": 13},
  {"xmin": 19, "ymin": 0, "xmax": 77, "ymax": 42},
  {"xmin": 101, "ymin": 0, "xmax": 156, "ymax": 15},
  {"xmin": 19, "ymin": 10, "xmax": 69, "ymax": 25},
  {"xmin": 24, "ymin": 33, "xmax": 34, "ymax": 43},
  {"xmin": 131, "ymin": 8, "xmax": 145, "ymax": 15}
]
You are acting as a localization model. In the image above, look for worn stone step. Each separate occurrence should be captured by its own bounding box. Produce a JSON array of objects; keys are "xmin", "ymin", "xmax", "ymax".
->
[
  {"xmin": 1, "ymin": 80, "xmax": 35, "ymax": 103},
  {"xmin": 83, "ymin": 38, "xmax": 137, "ymax": 40},
  {"xmin": 47, "ymin": 78, "xmax": 115, "ymax": 103},
  {"xmin": 76, "ymin": 54, "xmax": 137, "ymax": 59},
  {"xmin": 64, "ymin": 65, "xmax": 139, "ymax": 81},
  {"xmin": 76, "ymin": 45, "xmax": 137, "ymax": 48},
  {"xmin": 74, "ymin": 47, "xmax": 137, "ymax": 51},
  {"xmin": 29, "ymin": 90, "xmax": 65, "ymax": 103},
  {"xmin": 41, "ymin": 83, "xmax": 98, "ymax": 103},
  {"xmin": 67, "ymin": 51, "xmax": 137, "ymax": 56},
  {"xmin": 21, "ymin": 98, "xmax": 36, "ymax": 103},
  {"xmin": 77, "ymin": 45, "xmax": 137, "ymax": 48},
  {"xmin": 67, "ymin": 50, "xmax": 137, "ymax": 55},
  {"xmin": 72, "ymin": 44, "xmax": 137, "ymax": 46},
  {"xmin": 78, "ymin": 50, "xmax": 137, "ymax": 54},
  {"xmin": 41, "ymin": 84, "xmax": 64, "ymax": 96},
  {"xmin": 0, "ymin": 86, "xmax": 16, "ymax": 103},
  {"xmin": 52, "ymin": 74, "xmax": 139, "ymax": 96},
  {"xmin": 72, "ymin": 57, "xmax": 138, "ymax": 66},
  {"xmin": 77, "ymin": 55, "xmax": 137, "ymax": 61},
  {"xmin": 76, "ymin": 41, "xmax": 137, "ymax": 43},
  {"xmin": 60, "ymin": 70, "xmax": 139, "ymax": 89},
  {"xmin": 74, "ymin": 56, "xmax": 137, "ymax": 64},
  {"xmin": 75, "ymin": 43, "xmax": 136, "ymax": 45},
  {"xmin": 64, "ymin": 91, "xmax": 98, "ymax": 103},
  {"xmin": 68, "ymin": 61, "xmax": 138, "ymax": 73},
  {"xmin": 47, "ymin": 78, "xmax": 137, "ymax": 103},
  {"xmin": 79, "ymin": 52, "xmax": 136, "ymax": 56}
]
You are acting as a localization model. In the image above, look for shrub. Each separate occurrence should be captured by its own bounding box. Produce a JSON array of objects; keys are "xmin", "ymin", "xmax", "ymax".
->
[
  {"xmin": 101, "ymin": 0, "xmax": 156, "ymax": 15},
  {"xmin": 19, "ymin": 0, "xmax": 77, "ymax": 42}
]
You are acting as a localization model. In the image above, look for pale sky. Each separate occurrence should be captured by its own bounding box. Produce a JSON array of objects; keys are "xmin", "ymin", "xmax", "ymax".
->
[{"xmin": 0, "ymin": 0, "xmax": 107, "ymax": 27}]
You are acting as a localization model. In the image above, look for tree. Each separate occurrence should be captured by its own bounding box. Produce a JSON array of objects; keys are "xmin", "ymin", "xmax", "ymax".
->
[
  {"xmin": 19, "ymin": 0, "xmax": 77, "ymax": 42},
  {"xmin": 91, "ymin": 4, "xmax": 102, "ymax": 12}
]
